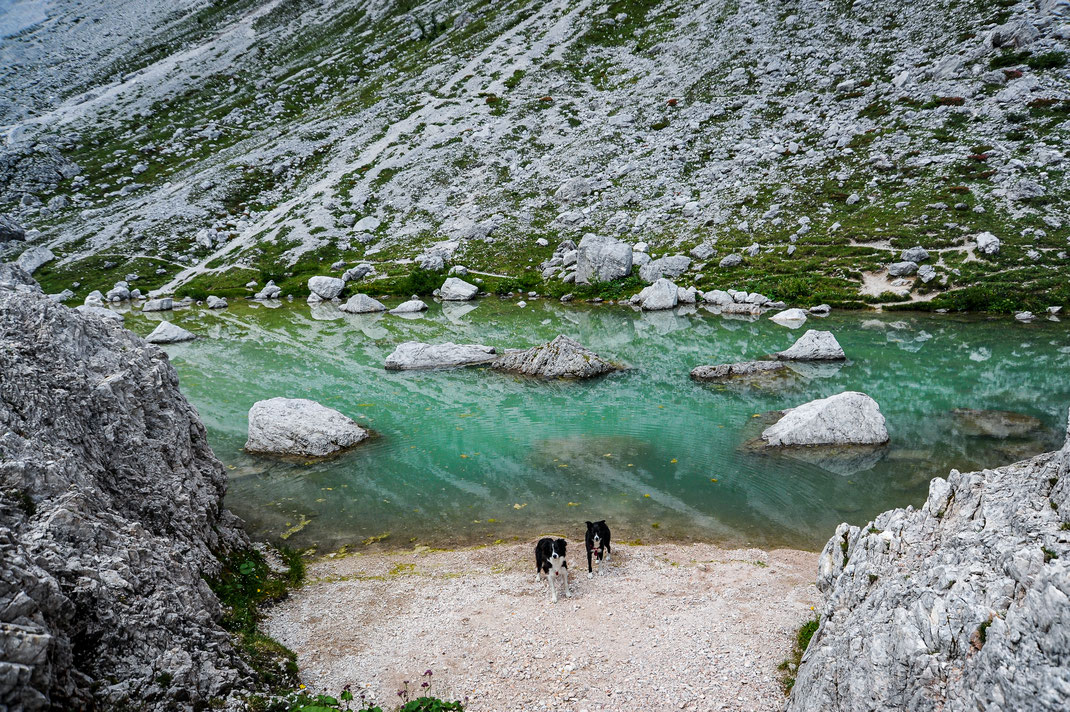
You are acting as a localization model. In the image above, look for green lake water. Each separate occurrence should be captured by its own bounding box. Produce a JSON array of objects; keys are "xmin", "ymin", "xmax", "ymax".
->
[{"xmin": 123, "ymin": 299, "xmax": 1070, "ymax": 552}]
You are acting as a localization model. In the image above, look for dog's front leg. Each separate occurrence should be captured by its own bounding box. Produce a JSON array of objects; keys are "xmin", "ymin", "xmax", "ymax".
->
[
  {"xmin": 587, "ymin": 549, "xmax": 594, "ymax": 579},
  {"xmin": 549, "ymin": 574, "xmax": 558, "ymax": 603},
  {"xmin": 563, "ymin": 566, "xmax": 571, "ymax": 598}
]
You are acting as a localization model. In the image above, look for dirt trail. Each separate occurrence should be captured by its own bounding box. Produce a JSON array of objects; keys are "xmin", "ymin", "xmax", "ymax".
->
[{"xmin": 266, "ymin": 542, "xmax": 819, "ymax": 712}]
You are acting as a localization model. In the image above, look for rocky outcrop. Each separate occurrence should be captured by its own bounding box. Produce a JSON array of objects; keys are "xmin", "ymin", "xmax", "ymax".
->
[
  {"xmin": 492, "ymin": 335, "xmax": 622, "ymax": 379},
  {"xmin": 0, "ymin": 215, "xmax": 26, "ymax": 243},
  {"xmin": 776, "ymin": 330, "xmax": 847, "ymax": 361},
  {"xmin": 13, "ymin": 246, "xmax": 53, "ymax": 274},
  {"xmin": 690, "ymin": 360, "xmax": 789, "ymax": 382},
  {"xmin": 789, "ymin": 415, "xmax": 1070, "ymax": 712},
  {"xmin": 0, "ymin": 266, "xmax": 251, "ymax": 711},
  {"xmin": 761, "ymin": 391, "xmax": 889, "ymax": 446},
  {"xmin": 385, "ymin": 341, "xmax": 497, "ymax": 370},
  {"xmin": 245, "ymin": 397, "xmax": 370, "ymax": 457},
  {"xmin": 574, "ymin": 234, "xmax": 632, "ymax": 284}
]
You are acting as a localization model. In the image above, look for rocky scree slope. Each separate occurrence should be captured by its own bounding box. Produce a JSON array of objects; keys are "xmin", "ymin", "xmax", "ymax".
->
[
  {"xmin": 0, "ymin": 0, "xmax": 1068, "ymax": 311},
  {"xmin": 0, "ymin": 264, "xmax": 254, "ymax": 710},
  {"xmin": 788, "ymin": 410, "xmax": 1070, "ymax": 711}
]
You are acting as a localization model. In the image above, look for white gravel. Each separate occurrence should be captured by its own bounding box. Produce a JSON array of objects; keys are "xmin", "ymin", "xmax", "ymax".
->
[{"xmin": 266, "ymin": 542, "xmax": 819, "ymax": 711}]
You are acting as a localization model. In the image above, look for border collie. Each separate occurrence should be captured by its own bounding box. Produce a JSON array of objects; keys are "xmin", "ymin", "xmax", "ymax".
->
[
  {"xmin": 585, "ymin": 520, "xmax": 612, "ymax": 578},
  {"xmin": 534, "ymin": 537, "xmax": 570, "ymax": 603}
]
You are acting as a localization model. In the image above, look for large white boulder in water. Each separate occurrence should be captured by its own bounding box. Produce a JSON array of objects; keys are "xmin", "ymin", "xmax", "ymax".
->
[
  {"xmin": 385, "ymin": 341, "xmax": 497, "ymax": 370},
  {"xmin": 145, "ymin": 321, "xmax": 196, "ymax": 343},
  {"xmin": 339, "ymin": 293, "xmax": 386, "ymax": 313},
  {"xmin": 769, "ymin": 308, "xmax": 808, "ymax": 327},
  {"xmin": 637, "ymin": 278, "xmax": 679, "ymax": 310},
  {"xmin": 492, "ymin": 334, "xmax": 622, "ymax": 379},
  {"xmin": 762, "ymin": 391, "xmax": 888, "ymax": 446},
  {"xmin": 574, "ymin": 233, "xmax": 632, "ymax": 284},
  {"xmin": 439, "ymin": 277, "xmax": 479, "ymax": 301},
  {"xmin": 308, "ymin": 276, "xmax": 345, "ymax": 300},
  {"xmin": 244, "ymin": 397, "xmax": 369, "ymax": 457},
  {"xmin": 776, "ymin": 330, "xmax": 846, "ymax": 361}
]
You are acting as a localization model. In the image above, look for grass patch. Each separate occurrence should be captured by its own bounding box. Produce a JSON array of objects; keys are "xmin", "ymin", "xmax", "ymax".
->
[{"xmin": 778, "ymin": 618, "xmax": 819, "ymax": 694}]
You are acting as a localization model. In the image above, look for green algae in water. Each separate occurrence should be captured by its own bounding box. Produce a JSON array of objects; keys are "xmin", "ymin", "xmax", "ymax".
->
[{"xmin": 123, "ymin": 300, "xmax": 1070, "ymax": 551}]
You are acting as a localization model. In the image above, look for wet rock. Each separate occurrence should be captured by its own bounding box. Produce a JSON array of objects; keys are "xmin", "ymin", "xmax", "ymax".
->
[
  {"xmin": 206, "ymin": 296, "xmax": 227, "ymax": 309},
  {"xmin": 769, "ymin": 308, "xmax": 808, "ymax": 327},
  {"xmin": 384, "ymin": 341, "xmax": 497, "ymax": 370},
  {"xmin": 492, "ymin": 335, "xmax": 622, "ymax": 379},
  {"xmin": 762, "ymin": 391, "xmax": 889, "ymax": 447},
  {"xmin": 254, "ymin": 280, "xmax": 282, "ymax": 300},
  {"xmin": 389, "ymin": 297, "xmax": 428, "ymax": 314},
  {"xmin": 776, "ymin": 330, "xmax": 846, "ymax": 361},
  {"xmin": 439, "ymin": 277, "xmax": 479, "ymax": 301},
  {"xmin": 690, "ymin": 360, "xmax": 790, "ymax": 382},
  {"xmin": 141, "ymin": 297, "xmax": 172, "ymax": 312},
  {"xmin": 145, "ymin": 321, "xmax": 195, "ymax": 343},
  {"xmin": 339, "ymin": 293, "xmax": 386, "ymax": 313},
  {"xmin": 244, "ymin": 397, "xmax": 369, "ymax": 457},
  {"xmin": 0, "ymin": 277, "xmax": 250, "ymax": 711}
]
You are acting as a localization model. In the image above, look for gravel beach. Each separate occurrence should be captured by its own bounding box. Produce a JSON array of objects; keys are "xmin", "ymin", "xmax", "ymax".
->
[{"xmin": 266, "ymin": 542, "xmax": 819, "ymax": 711}]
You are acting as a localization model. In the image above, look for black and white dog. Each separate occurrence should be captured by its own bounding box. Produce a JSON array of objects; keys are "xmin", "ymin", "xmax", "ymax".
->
[
  {"xmin": 534, "ymin": 537, "xmax": 570, "ymax": 603},
  {"xmin": 585, "ymin": 520, "xmax": 612, "ymax": 578}
]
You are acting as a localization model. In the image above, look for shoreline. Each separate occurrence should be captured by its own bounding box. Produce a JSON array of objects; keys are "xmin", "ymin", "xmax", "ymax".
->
[{"xmin": 266, "ymin": 540, "xmax": 820, "ymax": 712}]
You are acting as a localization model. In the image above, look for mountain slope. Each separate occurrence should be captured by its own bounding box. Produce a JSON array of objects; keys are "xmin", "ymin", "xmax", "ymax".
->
[{"xmin": 1, "ymin": 0, "xmax": 1068, "ymax": 311}]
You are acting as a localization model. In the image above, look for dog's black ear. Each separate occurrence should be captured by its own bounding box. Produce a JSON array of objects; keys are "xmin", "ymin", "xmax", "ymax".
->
[
  {"xmin": 585, "ymin": 521, "xmax": 593, "ymax": 529},
  {"xmin": 558, "ymin": 538, "xmax": 567, "ymax": 553},
  {"xmin": 597, "ymin": 520, "xmax": 606, "ymax": 525}
]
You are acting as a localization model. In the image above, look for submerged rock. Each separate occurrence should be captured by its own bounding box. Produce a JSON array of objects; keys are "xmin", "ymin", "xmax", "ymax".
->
[
  {"xmin": 769, "ymin": 308, "xmax": 808, "ymax": 327},
  {"xmin": 0, "ymin": 272, "xmax": 251, "ymax": 710},
  {"xmin": 492, "ymin": 335, "xmax": 622, "ymax": 379},
  {"xmin": 950, "ymin": 408, "xmax": 1045, "ymax": 439},
  {"xmin": 385, "ymin": 341, "xmax": 497, "ymax": 370},
  {"xmin": 776, "ymin": 330, "xmax": 846, "ymax": 361},
  {"xmin": 206, "ymin": 295, "xmax": 228, "ymax": 309},
  {"xmin": 244, "ymin": 397, "xmax": 369, "ymax": 457},
  {"xmin": 789, "ymin": 416, "xmax": 1070, "ymax": 712},
  {"xmin": 389, "ymin": 296, "xmax": 428, "ymax": 314},
  {"xmin": 690, "ymin": 360, "xmax": 790, "ymax": 382},
  {"xmin": 339, "ymin": 293, "xmax": 386, "ymax": 313},
  {"xmin": 762, "ymin": 391, "xmax": 889, "ymax": 447},
  {"xmin": 145, "ymin": 321, "xmax": 196, "ymax": 343}
]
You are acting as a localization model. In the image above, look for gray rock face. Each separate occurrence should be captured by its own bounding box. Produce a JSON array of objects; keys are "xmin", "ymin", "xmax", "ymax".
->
[
  {"xmin": 0, "ymin": 215, "xmax": 26, "ymax": 242},
  {"xmin": 439, "ymin": 277, "xmax": 479, "ymax": 300},
  {"xmin": 384, "ymin": 341, "xmax": 497, "ymax": 370},
  {"xmin": 762, "ymin": 391, "xmax": 889, "ymax": 446},
  {"xmin": 975, "ymin": 231, "xmax": 1001, "ymax": 255},
  {"xmin": 307, "ymin": 275, "xmax": 345, "ymax": 299},
  {"xmin": 141, "ymin": 297, "xmax": 172, "ymax": 312},
  {"xmin": 339, "ymin": 293, "xmax": 386, "ymax": 313},
  {"xmin": 690, "ymin": 243, "xmax": 714, "ymax": 260},
  {"xmin": 790, "ymin": 417, "xmax": 1070, "ymax": 712},
  {"xmin": 719, "ymin": 253, "xmax": 743, "ymax": 268},
  {"xmin": 244, "ymin": 397, "xmax": 370, "ymax": 457},
  {"xmin": 690, "ymin": 360, "xmax": 789, "ymax": 382},
  {"xmin": 14, "ymin": 246, "xmax": 54, "ymax": 275},
  {"xmin": 638, "ymin": 255, "xmax": 691, "ymax": 283},
  {"xmin": 776, "ymin": 330, "xmax": 846, "ymax": 361},
  {"xmin": 76, "ymin": 304, "xmax": 123, "ymax": 321},
  {"xmin": 0, "ymin": 277, "xmax": 250, "ymax": 711},
  {"xmin": 888, "ymin": 260, "xmax": 918, "ymax": 276},
  {"xmin": 492, "ymin": 335, "xmax": 622, "ymax": 379},
  {"xmin": 575, "ymin": 234, "xmax": 632, "ymax": 284},
  {"xmin": 145, "ymin": 321, "xmax": 195, "ymax": 343},
  {"xmin": 342, "ymin": 263, "xmax": 375, "ymax": 282},
  {"xmin": 901, "ymin": 246, "xmax": 930, "ymax": 263}
]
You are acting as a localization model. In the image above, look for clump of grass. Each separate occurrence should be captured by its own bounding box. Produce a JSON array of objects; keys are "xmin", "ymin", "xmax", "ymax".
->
[
  {"xmin": 266, "ymin": 670, "xmax": 464, "ymax": 711},
  {"xmin": 778, "ymin": 618, "xmax": 820, "ymax": 694}
]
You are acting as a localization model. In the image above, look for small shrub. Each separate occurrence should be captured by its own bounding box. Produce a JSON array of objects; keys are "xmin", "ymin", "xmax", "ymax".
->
[
  {"xmin": 1026, "ymin": 51, "xmax": 1067, "ymax": 71},
  {"xmin": 989, "ymin": 50, "xmax": 1031, "ymax": 69},
  {"xmin": 398, "ymin": 267, "xmax": 444, "ymax": 296}
]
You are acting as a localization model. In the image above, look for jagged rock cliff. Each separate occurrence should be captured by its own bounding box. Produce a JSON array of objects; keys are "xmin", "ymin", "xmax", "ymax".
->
[
  {"xmin": 788, "ymin": 412, "xmax": 1070, "ymax": 711},
  {"xmin": 0, "ymin": 264, "xmax": 252, "ymax": 710}
]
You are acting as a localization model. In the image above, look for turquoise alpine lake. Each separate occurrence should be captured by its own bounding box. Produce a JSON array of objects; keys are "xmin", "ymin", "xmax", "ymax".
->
[{"xmin": 124, "ymin": 299, "xmax": 1070, "ymax": 553}]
